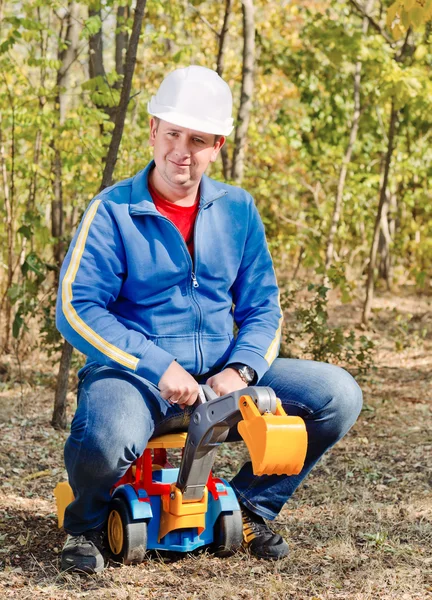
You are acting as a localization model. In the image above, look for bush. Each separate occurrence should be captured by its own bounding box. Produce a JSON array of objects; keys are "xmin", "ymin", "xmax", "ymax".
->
[{"xmin": 279, "ymin": 281, "xmax": 375, "ymax": 374}]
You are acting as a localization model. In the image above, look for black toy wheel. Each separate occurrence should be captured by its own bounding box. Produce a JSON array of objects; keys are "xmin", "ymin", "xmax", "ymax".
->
[
  {"xmin": 107, "ymin": 497, "xmax": 147, "ymax": 564},
  {"xmin": 213, "ymin": 510, "xmax": 243, "ymax": 557}
]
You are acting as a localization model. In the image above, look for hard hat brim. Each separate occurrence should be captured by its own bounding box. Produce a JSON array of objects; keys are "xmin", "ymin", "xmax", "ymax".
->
[{"xmin": 148, "ymin": 105, "xmax": 234, "ymax": 137}]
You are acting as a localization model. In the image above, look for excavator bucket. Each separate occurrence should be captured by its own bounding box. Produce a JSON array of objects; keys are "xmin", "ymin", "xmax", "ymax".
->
[
  {"xmin": 54, "ymin": 481, "xmax": 74, "ymax": 528},
  {"xmin": 238, "ymin": 394, "xmax": 307, "ymax": 476}
]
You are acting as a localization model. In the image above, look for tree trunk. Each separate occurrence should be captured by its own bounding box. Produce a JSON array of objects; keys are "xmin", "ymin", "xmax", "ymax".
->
[
  {"xmin": 89, "ymin": 6, "xmax": 104, "ymax": 80},
  {"xmin": 100, "ymin": 0, "xmax": 147, "ymax": 191},
  {"xmin": 362, "ymin": 101, "xmax": 398, "ymax": 324},
  {"xmin": 324, "ymin": 60, "xmax": 361, "ymax": 276},
  {"xmin": 231, "ymin": 0, "xmax": 255, "ymax": 184},
  {"xmin": 324, "ymin": 2, "xmax": 373, "ymax": 278},
  {"xmin": 53, "ymin": 0, "xmax": 148, "ymax": 429},
  {"xmin": 115, "ymin": 4, "xmax": 129, "ymax": 84},
  {"xmin": 88, "ymin": 4, "xmax": 113, "ymax": 124},
  {"xmin": 51, "ymin": 143, "xmax": 64, "ymax": 273},
  {"xmin": 51, "ymin": 340, "xmax": 73, "ymax": 430},
  {"xmin": 50, "ymin": 3, "xmax": 80, "ymax": 429},
  {"xmin": 51, "ymin": 1, "xmax": 80, "ymax": 277},
  {"xmin": 378, "ymin": 190, "xmax": 397, "ymax": 287},
  {"xmin": 377, "ymin": 190, "xmax": 392, "ymax": 287},
  {"xmin": 216, "ymin": 0, "xmax": 232, "ymax": 181},
  {"xmin": 28, "ymin": 129, "xmax": 42, "ymax": 215},
  {"xmin": 0, "ymin": 117, "xmax": 13, "ymax": 352}
]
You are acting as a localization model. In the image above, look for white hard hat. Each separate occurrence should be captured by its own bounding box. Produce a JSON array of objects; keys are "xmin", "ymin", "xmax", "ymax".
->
[{"xmin": 148, "ymin": 66, "xmax": 234, "ymax": 136}]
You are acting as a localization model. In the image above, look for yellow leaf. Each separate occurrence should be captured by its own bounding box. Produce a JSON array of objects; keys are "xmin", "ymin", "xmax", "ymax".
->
[
  {"xmin": 414, "ymin": 44, "xmax": 428, "ymax": 60},
  {"xmin": 410, "ymin": 5, "xmax": 425, "ymax": 26},
  {"xmin": 403, "ymin": 0, "xmax": 415, "ymax": 11},
  {"xmin": 401, "ymin": 7, "xmax": 410, "ymax": 27},
  {"xmin": 392, "ymin": 23, "xmax": 404, "ymax": 40},
  {"xmin": 22, "ymin": 469, "xmax": 52, "ymax": 482},
  {"xmin": 386, "ymin": 1, "xmax": 400, "ymax": 28}
]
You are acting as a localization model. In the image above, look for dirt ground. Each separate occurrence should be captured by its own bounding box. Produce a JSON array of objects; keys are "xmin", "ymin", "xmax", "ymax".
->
[{"xmin": 0, "ymin": 290, "xmax": 431, "ymax": 600}]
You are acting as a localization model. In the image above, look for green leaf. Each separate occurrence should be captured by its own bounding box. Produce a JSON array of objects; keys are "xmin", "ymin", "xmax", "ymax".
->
[
  {"xmin": 12, "ymin": 312, "xmax": 24, "ymax": 339},
  {"xmin": 81, "ymin": 14, "xmax": 102, "ymax": 39},
  {"xmin": 7, "ymin": 284, "xmax": 21, "ymax": 303},
  {"xmin": 17, "ymin": 225, "xmax": 32, "ymax": 239},
  {"xmin": 21, "ymin": 252, "xmax": 46, "ymax": 278}
]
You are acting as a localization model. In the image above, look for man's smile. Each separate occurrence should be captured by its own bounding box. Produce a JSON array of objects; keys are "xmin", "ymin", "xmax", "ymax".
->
[{"xmin": 169, "ymin": 160, "xmax": 191, "ymax": 168}]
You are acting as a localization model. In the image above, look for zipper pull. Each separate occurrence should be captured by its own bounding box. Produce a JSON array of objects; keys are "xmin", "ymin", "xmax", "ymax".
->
[{"xmin": 191, "ymin": 272, "xmax": 199, "ymax": 288}]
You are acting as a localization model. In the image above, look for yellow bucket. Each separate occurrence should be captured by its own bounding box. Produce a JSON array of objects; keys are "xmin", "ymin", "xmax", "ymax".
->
[
  {"xmin": 238, "ymin": 395, "xmax": 307, "ymax": 476},
  {"xmin": 54, "ymin": 481, "xmax": 74, "ymax": 528}
]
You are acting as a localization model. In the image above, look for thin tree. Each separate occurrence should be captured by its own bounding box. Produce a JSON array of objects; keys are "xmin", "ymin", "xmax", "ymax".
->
[
  {"xmin": 361, "ymin": 27, "xmax": 413, "ymax": 323},
  {"xmin": 0, "ymin": 113, "xmax": 14, "ymax": 352},
  {"xmin": 362, "ymin": 100, "xmax": 398, "ymax": 324},
  {"xmin": 231, "ymin": 0, "xmax": 255, "ymax": 184},
  {"xmin": 216, "ymin": 0, "xmax": 232, "ymax": 180},
  {"xmin": 100, "ymin": 0, "xmax": 147, "ymax": 190},
  {"xmin": 51, "ymin": 2, "xmax": 80, "ymax": 276},
  {"xmin": 52, "ymin": 0, "xmax": 148, "ymax": 429},
  {"xmin": 50, "ymin": 2, "xmax": 81, "ymax": 429},
  {"xmin": 115, "ymin": 3, "xmax": 130, "ymax": 87},
  {"xmin": 324, "ymin": 0, "xmax": 374, "ymax": 279}
]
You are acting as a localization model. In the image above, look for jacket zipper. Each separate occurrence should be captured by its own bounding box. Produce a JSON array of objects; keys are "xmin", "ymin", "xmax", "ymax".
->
[
  {"xmin": 130, "ymin": 189, "xmax": 227, "ymax": 374},
  {"xmin": 146, "ymin": 211, "xmax": 204, "ymax": 373},
  {"xmin": 191, "ymin": 209, "xmax": 204, "ymax": 372}
]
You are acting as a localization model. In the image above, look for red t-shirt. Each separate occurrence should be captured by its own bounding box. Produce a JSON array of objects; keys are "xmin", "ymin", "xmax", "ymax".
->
[{"xmin": 148, "ymin": 179, "xmax": 199, "ymax": 258}]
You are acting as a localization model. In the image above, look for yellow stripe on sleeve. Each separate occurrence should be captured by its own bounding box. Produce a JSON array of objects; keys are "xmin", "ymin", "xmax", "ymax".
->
[
  {"xmin": 264, "ymin": 290, "xmax": 283, "ymax": 366},
  {"xmin": 61, "ymin": 199, "xmax": 139, "ymax": 371}
]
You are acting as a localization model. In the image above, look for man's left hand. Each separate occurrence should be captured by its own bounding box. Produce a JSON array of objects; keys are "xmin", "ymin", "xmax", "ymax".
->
[{"xmin": 206, "ymin": 368, "xmax": 247, "ymax": 396}]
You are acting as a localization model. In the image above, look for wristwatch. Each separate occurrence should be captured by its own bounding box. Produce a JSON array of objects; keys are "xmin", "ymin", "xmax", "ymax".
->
[{"xmin": 228, "ymin": 363, "xmax": 256, "ymax": 385}]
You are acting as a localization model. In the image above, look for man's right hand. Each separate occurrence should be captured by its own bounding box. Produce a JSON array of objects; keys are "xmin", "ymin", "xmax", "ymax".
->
[{"xmin": 158, "ymin": 361, "xmax": 199, "ymax": 408}]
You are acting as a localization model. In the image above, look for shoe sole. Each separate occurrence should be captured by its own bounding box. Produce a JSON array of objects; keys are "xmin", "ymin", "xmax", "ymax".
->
[{"xmin": 61, "ymin": 555, "xmax": 105, "ymax": 574}]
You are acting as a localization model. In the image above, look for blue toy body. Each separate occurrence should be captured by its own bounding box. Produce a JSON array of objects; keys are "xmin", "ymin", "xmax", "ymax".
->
[{"xmin": 111, "ymin": 470, "xmax": 240, "ymax": 553}]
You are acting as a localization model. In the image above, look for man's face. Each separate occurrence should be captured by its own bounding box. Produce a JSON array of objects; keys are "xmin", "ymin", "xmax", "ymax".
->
[{"xmin": 149, "ymin": 118, "xmax": 225, "ymax": 193}]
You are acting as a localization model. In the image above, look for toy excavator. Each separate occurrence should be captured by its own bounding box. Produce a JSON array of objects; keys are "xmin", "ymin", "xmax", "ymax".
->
[{"xmin": 55, "ymin": 385, "xmax": 307, "ymax": 563}]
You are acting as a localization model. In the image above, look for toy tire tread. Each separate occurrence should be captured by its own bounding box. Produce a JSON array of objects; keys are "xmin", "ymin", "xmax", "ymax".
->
[
  {"xmin": 108, "ymin": 497, "xmax": 147, "ymax": 565},
  {"xmin": 213, "ymin": 510, "xmax": 243, "ymax": 557}
]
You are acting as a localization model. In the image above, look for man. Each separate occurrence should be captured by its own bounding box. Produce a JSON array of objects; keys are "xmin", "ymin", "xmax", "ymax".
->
[{"xmin": 56, "ymin": 66, "xmax": 362, "ymax": 573}]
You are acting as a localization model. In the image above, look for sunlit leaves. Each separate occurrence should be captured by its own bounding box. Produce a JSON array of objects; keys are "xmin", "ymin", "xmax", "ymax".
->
[
  {"xmin": 81, "ymin": 13, "xmax": 103, "ymax": 39},
  {"xmin": 387, "ymin": 0, "xmax": 432, "ymax": 39}
]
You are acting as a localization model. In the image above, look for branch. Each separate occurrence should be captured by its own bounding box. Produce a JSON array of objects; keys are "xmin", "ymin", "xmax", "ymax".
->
[
  {"xmin": 100, "ymin": 0, "xmax": 147, "ymax": 190},
  {"xmin": 278, "ymin": 214, "xmax": 321, "ymax": 236},
  {"xmin": 348, "ymin": 0, "xmax": 394, "ymax": 45},
  {"xmin": 395, "ymin": 27, "xmax": 412, "ymax": 62},
  {"xmin": 188, "ymin": 3, "xmax": 220, "ymax": 38},
  {"xmin": 216, "ymin": 0, "xmax": 232, "ymax": 76}
]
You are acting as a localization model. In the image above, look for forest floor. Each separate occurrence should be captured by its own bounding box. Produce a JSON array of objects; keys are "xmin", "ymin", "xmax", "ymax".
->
[{"xmin": 0, "ymin": 288, "xmax": 431, "ymax": 600}]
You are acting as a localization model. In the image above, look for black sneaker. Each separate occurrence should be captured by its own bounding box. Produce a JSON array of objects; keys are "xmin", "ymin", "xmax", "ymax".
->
[
  {"xmin": 241, "ymin": 505, "xmax": 289, "ymax": 560},
  {"xmin": 61, "ymin": 530, "xmax": 105, "ymax": 574}
]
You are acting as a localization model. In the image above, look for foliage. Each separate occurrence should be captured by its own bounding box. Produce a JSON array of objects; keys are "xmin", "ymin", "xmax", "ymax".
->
[
  {"xmin": 387, "ymin": 0, "xmax": 432, "ymax": 38},
  {"xmin": 279, "ymin": 280, "xmax": 376, "ymax": 374},
  {"xmin": 0, "ymin": 0, "xmax": 431, "ymax": 358}
]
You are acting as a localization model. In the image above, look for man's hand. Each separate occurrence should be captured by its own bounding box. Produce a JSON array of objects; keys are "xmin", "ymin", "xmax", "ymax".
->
[
  {"xmin": 206, "ymin": 368, "xmax": 247, "ymax": 397},
  {"xmin": 158, "ymin": 361, "xmax": 199, "ymax": 408}
]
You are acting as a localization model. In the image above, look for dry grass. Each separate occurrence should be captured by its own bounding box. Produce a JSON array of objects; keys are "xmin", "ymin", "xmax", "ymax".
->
[{"xmin": 0, "ymin": 290, "xmax": 431, "ymax": 600}]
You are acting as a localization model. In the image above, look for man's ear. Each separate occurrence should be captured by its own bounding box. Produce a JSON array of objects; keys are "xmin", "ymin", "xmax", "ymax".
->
[
  {"xmin": 149, "ymin": 117, "xmax": 157, "ymax": 146},
  {"xmin": 210, "ymin": 136, "xmax": 226, "ymax": 163}
]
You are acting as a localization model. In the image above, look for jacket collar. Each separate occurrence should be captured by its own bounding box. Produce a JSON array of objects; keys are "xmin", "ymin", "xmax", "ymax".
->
[{"xmin": 130, "ymin": 160, "xmax": 226, "ymax": 215}]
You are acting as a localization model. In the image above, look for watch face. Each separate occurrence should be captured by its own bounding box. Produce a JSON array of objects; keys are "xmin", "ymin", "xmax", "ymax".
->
[{"xmin": 241, "ymin": 366, "xmax": 254, "ymax": 383}]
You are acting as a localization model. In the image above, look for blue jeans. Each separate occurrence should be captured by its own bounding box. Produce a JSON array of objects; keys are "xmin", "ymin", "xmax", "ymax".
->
[{"xmin": 63, "ymin": 359, "xmax": 362, "ymax": 534}]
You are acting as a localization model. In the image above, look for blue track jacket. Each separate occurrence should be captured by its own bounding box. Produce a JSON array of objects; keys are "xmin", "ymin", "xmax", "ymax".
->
[{"xmin": 56, "ymin": 161, "xmax": 282, "ymax": 386}]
